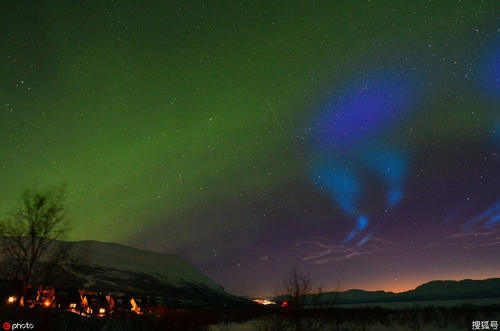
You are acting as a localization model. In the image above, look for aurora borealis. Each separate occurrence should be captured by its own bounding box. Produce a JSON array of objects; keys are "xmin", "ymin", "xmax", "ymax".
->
[{"xmin": 1, "ymin": 1, "xmax": 499, "ymax": 297}]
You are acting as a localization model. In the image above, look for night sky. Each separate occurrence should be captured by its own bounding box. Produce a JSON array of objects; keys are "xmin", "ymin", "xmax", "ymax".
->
[{"xmin": 1, "ymin": 1, "xmax": 499, "ymax": 297}]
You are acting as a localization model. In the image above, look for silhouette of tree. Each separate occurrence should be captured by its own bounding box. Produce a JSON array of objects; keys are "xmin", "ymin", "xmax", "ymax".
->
[
  {"xmin": 282, "ymin": 267, "xmax": 316, "ymax": 308},
  {"xmin": 0, "ymin": 184, "xmax": 71, "ymax": 295}
]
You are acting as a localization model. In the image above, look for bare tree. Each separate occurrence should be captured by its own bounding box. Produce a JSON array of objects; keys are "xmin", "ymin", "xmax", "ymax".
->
[
  {"xmin": 0, "ymin": 184, "xmax": 71, "ymax": 296},
  {"xmin": 282, "ymin": 267, "xmax": 316, "ymax": 308}
]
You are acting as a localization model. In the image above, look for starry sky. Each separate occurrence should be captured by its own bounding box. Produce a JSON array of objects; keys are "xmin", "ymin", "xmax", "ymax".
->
[{"xmin": 1, "ymin": 1, "xmax": 499, "ymax": 297}]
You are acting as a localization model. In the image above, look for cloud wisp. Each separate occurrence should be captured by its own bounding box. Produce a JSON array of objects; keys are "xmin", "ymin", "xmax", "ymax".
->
[
  {"xmin": 425, "ymin": 228, "xmax": 500, "ymax": 250},
  {"xmin": 295, "ymin": 236, "xmax": 396, "ymax": 264}
]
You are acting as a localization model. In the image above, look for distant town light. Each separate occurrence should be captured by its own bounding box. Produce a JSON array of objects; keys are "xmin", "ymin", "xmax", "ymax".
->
[{"xmin": 252, "ymin": 299, "xmax": 276, "ymax": 305}]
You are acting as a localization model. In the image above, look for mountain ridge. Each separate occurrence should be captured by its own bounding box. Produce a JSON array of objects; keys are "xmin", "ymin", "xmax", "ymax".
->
[
  {"xmin": 291, "ymin": 278, "xmax": 500, "ymax": 305},
  {"xmin": 1, "ymin": 238, "xmax": 251, "ymax": 308}
]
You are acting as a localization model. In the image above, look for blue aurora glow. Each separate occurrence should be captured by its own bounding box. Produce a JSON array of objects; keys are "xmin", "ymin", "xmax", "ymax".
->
[
  {"xmin": 312, "ymin": 70, "xmax": 416, "ymax": 148},
  {"xmin": 464, "ymin": 200, "xmax": 500, "ymax": 230},
  {"xmin": 311, "ymin": 163, "xmax": 361, "ymax": 215},
  {"xmin": 480, "ymin": 42, "xmax": 500, "ymax": 97},
  {"xmin": 309, "ymin": 70, "xmax": 418, "ymax": 245},
  {"xmin": 478, "ymin": 41, "xmax": 500, "ymax": 145},
  {"xmin": 361, "ymin": 148, "xmax": 408, "ymax": 208}
]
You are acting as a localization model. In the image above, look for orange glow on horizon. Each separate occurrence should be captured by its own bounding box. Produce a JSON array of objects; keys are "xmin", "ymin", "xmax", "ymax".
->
[
  {"xmin": 327, "ymin": 273, "xmax": 500, "ymax": 294},
  {"xmin": 250, "ymin": 273, "xmax": 500, "ymax": 298}
]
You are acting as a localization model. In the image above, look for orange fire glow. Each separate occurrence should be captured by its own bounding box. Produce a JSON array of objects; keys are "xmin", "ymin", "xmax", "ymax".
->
[
  {"xmin": 80, "ymin": 295, "xmax": 93, "ymax": 315},
  {"xmin": 81, "ymin": 295, "xmax": 88, "ymax": 308},
  {"xmin": 130, "ymin": 298, "xmax": 142, "ymax": 314},
  {"xmin": 106, "ymin": 294, "xmax": 115, "ymax": 311}
]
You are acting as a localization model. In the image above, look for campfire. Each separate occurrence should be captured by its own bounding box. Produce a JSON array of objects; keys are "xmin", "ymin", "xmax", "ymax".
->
[
  {"xmin": 80, "ymin": 294, "xmax": 91, "ymax": 315},
  {"xmin": 1, "ymin": 282, "xmax": 160, "ymax": 317},
  {"xmin": 130, "ymin": 298, "xmax": 143, "ymax": 314}
]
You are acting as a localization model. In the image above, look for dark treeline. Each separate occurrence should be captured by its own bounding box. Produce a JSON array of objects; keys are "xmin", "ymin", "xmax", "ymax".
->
[{"xmin": 2, "ymin": 303, "xmax": 499, "ymax": 330}]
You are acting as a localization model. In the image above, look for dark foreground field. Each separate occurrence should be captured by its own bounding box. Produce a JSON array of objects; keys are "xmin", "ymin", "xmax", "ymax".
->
[{"xmin": 1, "ymin": 304, "xmax": 499, "ymax": 330}]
